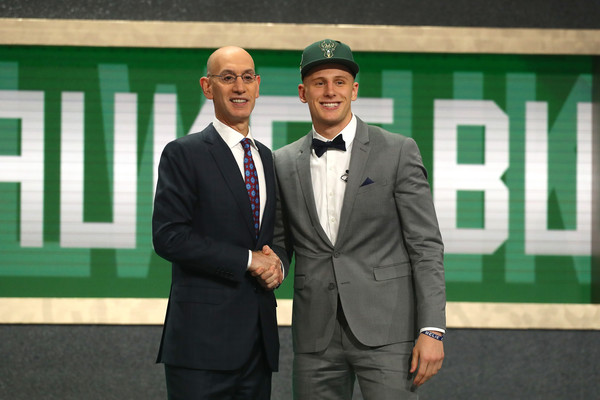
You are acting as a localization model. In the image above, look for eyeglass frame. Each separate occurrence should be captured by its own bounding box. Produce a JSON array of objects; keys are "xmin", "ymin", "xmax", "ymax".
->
[{"xmin": 207, "ymin": 72, "xmax": 259, "ymax": 85}]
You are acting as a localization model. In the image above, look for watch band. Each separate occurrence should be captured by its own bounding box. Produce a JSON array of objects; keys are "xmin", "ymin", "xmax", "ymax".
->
[{"xmin": 422, "ymin": 330, "xmax": 444, "ymax": 341}]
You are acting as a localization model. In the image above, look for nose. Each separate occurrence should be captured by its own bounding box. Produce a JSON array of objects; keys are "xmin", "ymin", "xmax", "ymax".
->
[
  {"xmin": 232, "ymin": 76, "xmax": 246, "ymax": 92},
  {"xmin": 324, "ymin": 82, "xmax": 335, "ymax": 96}
]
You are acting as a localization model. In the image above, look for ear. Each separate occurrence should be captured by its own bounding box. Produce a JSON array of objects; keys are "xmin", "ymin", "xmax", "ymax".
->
[
  {"xmin": 351, "ymin": 81, "xmax": 359, "ymax": 101},
  {"xmin": 298, "ymin": 84, "xmax": 307, "ymax": 103},
  {"xmin": 200, "ymin": 77, "xmax": 213, "ymax": 99},
  {"xmin": 254, "ymin": 75, "xmax": 261, "ymax": 98}
]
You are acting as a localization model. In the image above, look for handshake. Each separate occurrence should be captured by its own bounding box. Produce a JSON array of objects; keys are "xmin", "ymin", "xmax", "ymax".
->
[{"xmin": 248, "ymin": 245, "xmax": 283, "ymax": 291}]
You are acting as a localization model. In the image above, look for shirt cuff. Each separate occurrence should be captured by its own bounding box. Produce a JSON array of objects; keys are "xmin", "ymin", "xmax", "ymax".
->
[{"xmin": 420, "ymin": 327, "xmax": 445, "ymax": 334}]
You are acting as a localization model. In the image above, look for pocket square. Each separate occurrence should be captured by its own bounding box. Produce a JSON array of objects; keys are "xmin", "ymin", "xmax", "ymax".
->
[{"xmin": 360, "ymin": 177, "xmax": 375, "ymax": 187}]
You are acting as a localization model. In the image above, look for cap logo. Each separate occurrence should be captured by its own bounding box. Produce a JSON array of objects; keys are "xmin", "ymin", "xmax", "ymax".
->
[{"xmin": 319, "ymin": 39, "xmax": 337, "ymax": 58}]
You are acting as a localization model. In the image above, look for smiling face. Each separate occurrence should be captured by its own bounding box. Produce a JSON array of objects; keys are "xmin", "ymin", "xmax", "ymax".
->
[
  {"xmin": 200, "ymin": 46, "xmax": 260, "ymax": 135},
  {"xmin": 298, "ymin": 64, "xmax": 358, "ymax": 139}
]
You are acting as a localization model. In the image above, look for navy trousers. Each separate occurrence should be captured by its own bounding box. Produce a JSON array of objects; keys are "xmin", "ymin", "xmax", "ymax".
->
[{"xmin": 164, "ymin": 340, "xmax": 271, "ymax": 400}]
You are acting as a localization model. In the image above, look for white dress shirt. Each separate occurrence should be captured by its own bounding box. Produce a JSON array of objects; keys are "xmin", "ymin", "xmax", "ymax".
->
[
  {"xmin": 212, "ymin": 118, "xmax": 266, "ymax": 268},
  {"xmin": 310, "ymin": 115, "xmax": 356, "ymax": 245}
]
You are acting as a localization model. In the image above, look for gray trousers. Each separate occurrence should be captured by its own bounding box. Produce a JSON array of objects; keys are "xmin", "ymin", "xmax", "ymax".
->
[{"xmin": 293, "ymin": 309, "xmax": 418, "ymax": 400}]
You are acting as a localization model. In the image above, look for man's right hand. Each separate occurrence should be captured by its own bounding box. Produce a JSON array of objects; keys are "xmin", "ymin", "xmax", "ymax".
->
[{"xmin": 249, "ymin": 245, "xmax": 283, "ymax": 290}]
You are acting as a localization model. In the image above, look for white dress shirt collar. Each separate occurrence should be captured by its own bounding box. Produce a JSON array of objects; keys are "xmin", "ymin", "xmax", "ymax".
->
[
  {"xmin": 212, "ymin": 118, "xmax": 257, "ymax": 149},
  {"xmin": 312, "ymin": 114, "xmax": 357, "ymax": 148}
]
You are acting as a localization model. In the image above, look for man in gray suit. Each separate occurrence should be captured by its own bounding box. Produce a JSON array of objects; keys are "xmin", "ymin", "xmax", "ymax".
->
[{"xmin": 273, "ymin": 39, "xmax": 446, "ymax": 399}]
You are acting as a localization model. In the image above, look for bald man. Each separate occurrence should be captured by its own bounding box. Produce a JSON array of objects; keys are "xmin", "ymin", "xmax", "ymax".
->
[{"xmin": 152, "ymin": 46, "xmax": 287, "ymax": 399}]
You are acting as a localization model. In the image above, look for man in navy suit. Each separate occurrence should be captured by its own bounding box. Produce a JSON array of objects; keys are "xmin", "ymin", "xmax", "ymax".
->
[{"xmin": 152, "ymin": 46, "xmax": 287, "ymax": 400}]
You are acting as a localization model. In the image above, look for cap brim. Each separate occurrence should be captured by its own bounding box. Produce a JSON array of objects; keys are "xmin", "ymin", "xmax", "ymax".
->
[{"xmin": 301, "ymin": 58, "xmax": 359, "ymax": 78}]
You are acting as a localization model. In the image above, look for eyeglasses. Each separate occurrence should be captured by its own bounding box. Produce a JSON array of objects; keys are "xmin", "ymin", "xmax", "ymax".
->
[{"xmin": 208, "ymin": 72, "xmax": 258, "ymax": 84}]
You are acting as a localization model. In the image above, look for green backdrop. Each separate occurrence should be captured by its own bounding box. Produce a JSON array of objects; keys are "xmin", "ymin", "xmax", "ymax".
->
[{"xmin": 0, "ymin": 46, "xmax": 595, "ymax": 303}]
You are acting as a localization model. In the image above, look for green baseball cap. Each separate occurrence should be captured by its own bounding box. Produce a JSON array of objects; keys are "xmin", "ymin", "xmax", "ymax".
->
[{"xmin": 300, "ymin": 39, "xmax": 359, "ymax": 79}]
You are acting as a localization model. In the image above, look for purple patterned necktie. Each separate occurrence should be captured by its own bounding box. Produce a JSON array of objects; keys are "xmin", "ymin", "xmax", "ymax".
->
[{"xmin": 241, "ymin": 138, "xmax": 260, "ymax": 238}]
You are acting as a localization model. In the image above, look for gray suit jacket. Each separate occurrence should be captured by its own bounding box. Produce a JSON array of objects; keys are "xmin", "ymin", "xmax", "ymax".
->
[{"xmin": 273, "ymin": 117, "xmax": 446, "ymax": 354}]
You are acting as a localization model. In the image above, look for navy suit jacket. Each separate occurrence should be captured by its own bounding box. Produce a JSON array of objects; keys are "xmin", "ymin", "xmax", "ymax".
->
[{"xmin": 152, "ymin": 124, "xmax": 284, "ymax": 371}]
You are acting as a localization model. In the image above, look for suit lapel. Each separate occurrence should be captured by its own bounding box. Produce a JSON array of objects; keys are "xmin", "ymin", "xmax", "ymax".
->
[
  {"xmin": 336, "ymin": 118, "xmax": 371, "ymax": 246},
  {"xmin": 205, "ymin": 126, "xmax": 255, "ymax": 239},
  {"xmin": 296, "ymin": 133, "xmax": 333, "ymax": 247}
]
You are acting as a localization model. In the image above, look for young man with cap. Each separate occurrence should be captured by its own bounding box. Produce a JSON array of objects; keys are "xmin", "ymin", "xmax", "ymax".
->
[{"xmin": 273, "ymin": 39, "xmax": 446, "ymax": 399}]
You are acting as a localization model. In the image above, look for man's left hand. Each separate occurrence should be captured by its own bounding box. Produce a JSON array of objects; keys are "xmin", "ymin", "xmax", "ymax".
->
[{"xmin": 410, "ymin": 332, "xmax": 445, "ymax": 386}]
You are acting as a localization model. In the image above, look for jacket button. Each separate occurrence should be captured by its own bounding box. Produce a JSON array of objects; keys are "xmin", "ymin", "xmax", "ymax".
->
[
  {"xmin": 333, "ymin": 252, "xmax": 340, "ymax": 258},
  {"xmin": 328, "ymin": 283, "xmax": 335, "ymax": 290}
]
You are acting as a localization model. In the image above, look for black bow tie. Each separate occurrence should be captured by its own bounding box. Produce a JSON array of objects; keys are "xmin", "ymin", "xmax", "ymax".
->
[{"xmin": 312, "ymin": 135, "xmax": 346, "ymax": 157}]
